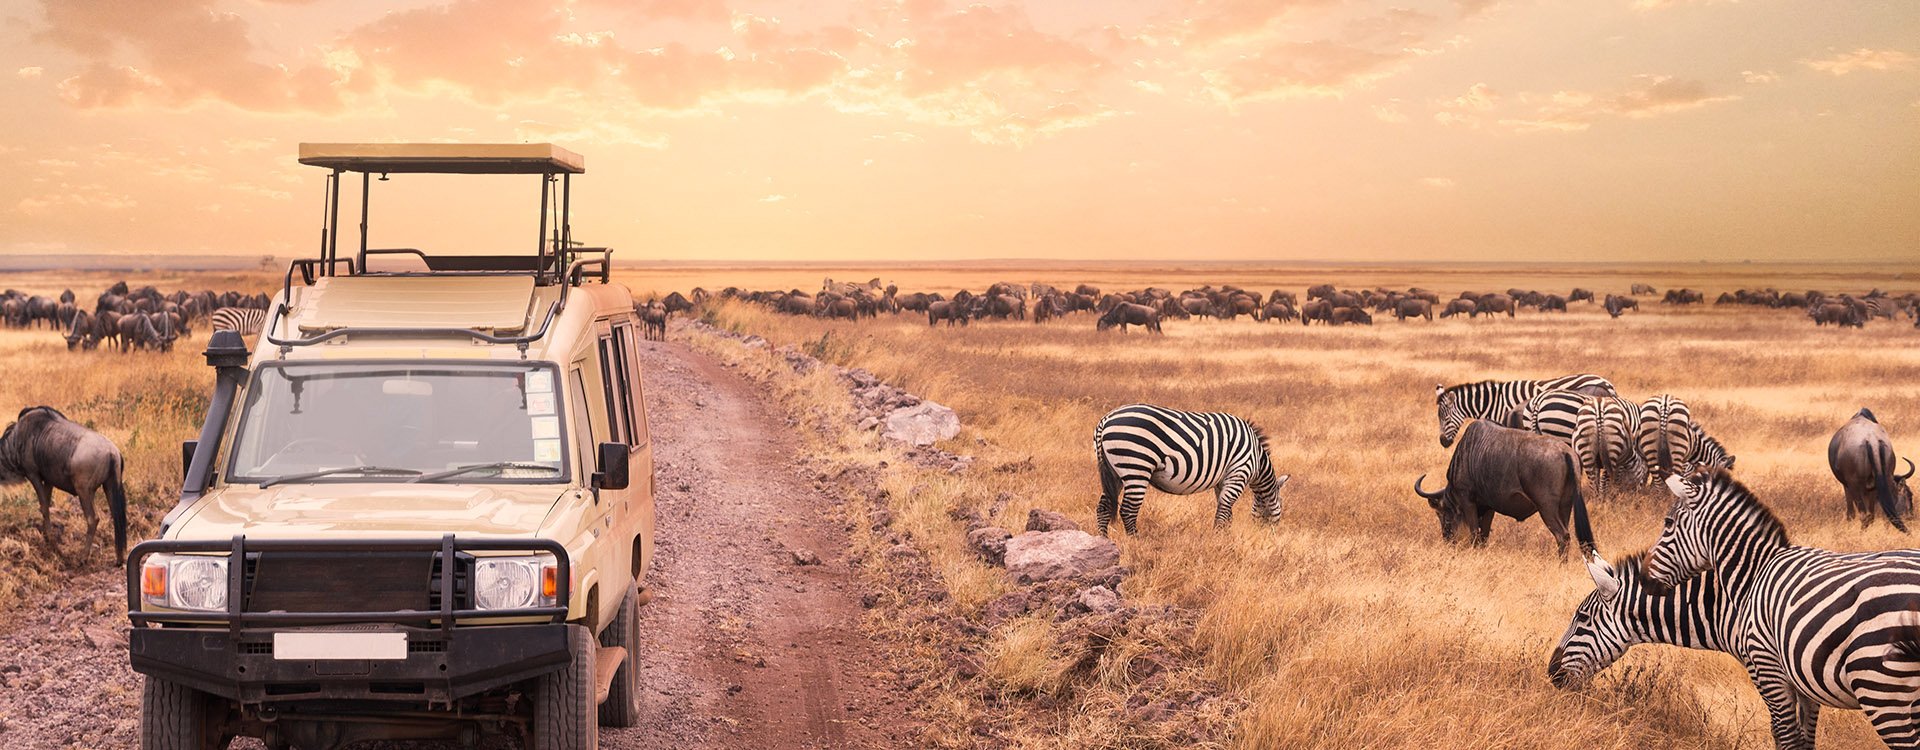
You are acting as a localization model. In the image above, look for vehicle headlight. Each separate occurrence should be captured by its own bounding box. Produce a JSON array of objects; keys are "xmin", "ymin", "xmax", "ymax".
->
[
  {"xmin": 141, "ymin": 554, "xmax": 230, "ymax": 612},
  {"xmin": 473, "ymin": 555, "xmax": 559, "ymax": 610}
]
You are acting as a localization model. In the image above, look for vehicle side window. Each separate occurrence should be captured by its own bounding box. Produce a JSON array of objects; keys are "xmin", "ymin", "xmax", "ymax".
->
[
  {"xmin": 568, "ymin": 367, "xmax": 596, "ymax": 474},
  {"xmin": 597, "ymin": 333, "xmax": 632, "ymax": 445},
  {"xmin": 617, "ymin": 323, "xmax": 648, "ymax": 445}
]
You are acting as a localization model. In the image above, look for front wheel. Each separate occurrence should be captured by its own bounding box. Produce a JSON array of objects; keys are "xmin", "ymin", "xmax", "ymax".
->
[
  {"xmin": 598, "ymin": 585, "xmax": 643, "ymax": 727},
  {"xmin": 533, "ymin": 625, "xmax": 599, "ymax": 750},
  {"xmin": 141, "ymin": 676, "xmax": 227, "ymax": 750}
]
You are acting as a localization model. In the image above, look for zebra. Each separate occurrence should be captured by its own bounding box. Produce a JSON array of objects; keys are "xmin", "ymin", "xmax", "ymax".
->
[
  {"xmin": 1568, "ymin": 395, "xmax": 1645, "ymax": 496},
  {"xmin": 1636, "ymin": 394, "xmax": 1692, "ymax": 483},
  {"xmin": 1549, "ymin": 548, "xmax": 1735, "ymax": 689},
  {"xmin": 1093, "ymin": 404, "xmax": 1290, "ymax": 535},
  {"xmin": 1641, "ymin": 465, "xmax": 1920, "ymax": 749},
  {"xmin": 1692, "ymin": 423, "xmax": 1736, "ymax": 470},
  {"xmin": 1434, "ymin": 373, "xmax": 1617, "ymax": 448},
  {"xmin": 209, "ymin": 307, "xmax": 267, "ymax": 336}
]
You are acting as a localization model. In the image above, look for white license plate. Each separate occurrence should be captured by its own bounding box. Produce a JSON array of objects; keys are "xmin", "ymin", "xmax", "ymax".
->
[{"xmin": 273, "ymin": 632, "xmax": 407, "ymax": 661}]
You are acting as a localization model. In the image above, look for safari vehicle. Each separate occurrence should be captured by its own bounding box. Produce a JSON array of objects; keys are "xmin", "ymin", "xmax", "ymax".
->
[{"xmin": 127, "ymin": 144, "xmax": 654, "ymax": 750}]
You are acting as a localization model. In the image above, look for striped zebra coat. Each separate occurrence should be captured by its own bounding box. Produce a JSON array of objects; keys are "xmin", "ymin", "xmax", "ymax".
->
[
  {"xmin": 1637, "ymin": 394, "xmax": 1693, "ymax": 483},
  {"xmin": 209, "ymin": 307, "xmax": 267, "ymax": 336},
  {"xmin": 1434, "ymin": 373, "xmax": 1616, "ymax": 448},
  {"xmin": 1569, "ymin": 395, "xmax": 1646, "ymax": 496},
  {"xmin": 1549, "ymin": 549, "xmax": 1734, "ymax": 689},
  {"xmin": 1644, "ymin": 466, "xmax": 1920, "ymax": 749},
  {"xmin": 1094, "ymin": 404, "xmax": 1289, "ymax": 535}
]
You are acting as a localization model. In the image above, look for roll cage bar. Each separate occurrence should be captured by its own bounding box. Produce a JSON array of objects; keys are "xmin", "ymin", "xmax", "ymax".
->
[{"xmin": 271, "ymin": 143, "xmax": 614, "ymax": 356}]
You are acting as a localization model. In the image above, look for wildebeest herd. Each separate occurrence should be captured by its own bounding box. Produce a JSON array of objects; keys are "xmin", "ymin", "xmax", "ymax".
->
[
  {"xmin": 668, "ymin": 277, "xmax": 1920, "ymax": 332},
  {"xmin": 3, "ymin": 281, "xmax": 271, "ymax": 353},
  {"xmin": 1087, "ymin": 366, "xmax": 1914, "ymax": 749}
]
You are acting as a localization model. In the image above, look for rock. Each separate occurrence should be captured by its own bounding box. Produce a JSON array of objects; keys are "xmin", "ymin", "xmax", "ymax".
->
[
  {"xmin": 966, "ymin": 526, "xmax": 1012, "ymax": 565},
  {"xmin": 857, "ymin": 417, "xmax": 881, "ymax": 432},
  {"xmin": 1003, "ymin": 530, "xmax": 1121, "ymax": 583},
  {"xmin": 881, "ymin": 401, "xmax": 961, "ymax": 447},
  {"xmin": 1068, "ymin": 585, "xmax": 1121, "ymax": 616},
  {"xmin": 1025, "ymin": 508, "xmax": 1081, "ymax": 533},
  {"xmin": 789, "ymin": 548, "xmax": 821, "ymax": 566}
]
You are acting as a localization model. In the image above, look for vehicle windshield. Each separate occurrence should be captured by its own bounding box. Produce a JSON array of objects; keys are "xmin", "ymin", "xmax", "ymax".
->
[{"xmin": 227, "ymin": 362, "xmax": 568, "ymax": 485}]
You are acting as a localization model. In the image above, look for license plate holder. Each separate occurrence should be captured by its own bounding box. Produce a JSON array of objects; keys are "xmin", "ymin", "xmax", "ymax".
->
[{"xmin": 272, "ymin": 631, "xmax": 407, "ymax": 661}]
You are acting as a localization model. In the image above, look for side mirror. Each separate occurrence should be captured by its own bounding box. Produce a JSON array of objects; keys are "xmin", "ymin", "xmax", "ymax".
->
[
  {"xmin": 181, "ymin": 440, "xmax": 198, "ymax": 480},
  {"xmin": 593, "ymin": 442, "xmax": 630, "ymax": 491}
]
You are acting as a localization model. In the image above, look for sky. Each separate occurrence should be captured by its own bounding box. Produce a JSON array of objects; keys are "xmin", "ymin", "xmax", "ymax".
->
[{"xmin": 0, "ymin": 0, "xmax": 1915, "ymax": 262}]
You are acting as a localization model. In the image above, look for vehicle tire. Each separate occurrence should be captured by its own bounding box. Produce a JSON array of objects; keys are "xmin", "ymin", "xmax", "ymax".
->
[
  {"xmin": 598, "ymin": 584, "xmax": 642, "ymax": 727},
  {"xmin": 140, "ymin": 676, "xmax": 221, "ymax": 750},
  {"xmin": 533, "ymin": 624, "xmax": 599, "ymax": 750}
]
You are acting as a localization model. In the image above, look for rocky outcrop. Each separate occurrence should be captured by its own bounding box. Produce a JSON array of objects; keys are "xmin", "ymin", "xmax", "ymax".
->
[
  {"xmin": 1003, "ymin": 529, "xmax": 1120, "ymax": 583},
  {"xmin": 882, "ymin": 402, "xmax": 961, "ymax": 446}
]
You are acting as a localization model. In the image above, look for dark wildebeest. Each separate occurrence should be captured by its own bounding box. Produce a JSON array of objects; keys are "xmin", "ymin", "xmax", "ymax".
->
[
  {"xmin": 63, "ymin": 309, "xmax": 96, "ymax": 351},
  {"xmin": 1477, "ymin": 293, "xmax": 1516, "ymax": 318},
  {"xmin": 1330, "ymin": 307, "xmax": 1372, "ymax": 325},
  {"xmin": 663, "ymin": 292, "xmax": 695, "ymax": 315},
  {"xmin": 1414, "ymin": 420, "xmax": 1597, "ymax": 559},
  {"xmin": 1394, "ymin": 298, "xmax": 1433, "ymax": 322},
  {"xmin": 1568, "ymin": 288, "xmax": 1594, "ymax": 304},
  {"xmin": 928, "ymin": 300, "xmax": 969, "ymax": 327},
  {"xmin": 1300, "ymin": 299, "xmax": 1333, "ymax": 325},
  {"xmin": 634, "ymin": 302, "xmax": 667, "ymax": 341},
  {"xmin": 1306, "ymin": 283, "xmax": 1336, "ymax": 300},
  {"xmin": 0, "ymin": 407, "xmax": 128, "ymax": 561},
  {"xmin": 1810, "ymin": 303, "xmax": 1862, "ymax": 328},
  {"xmin": 822, "ymin": 298, "xmax": 859, "ymax": 321},
  {"xmin": 1630, "ymin": 283, "xmax": 1655, "ymax": 296},
  {"xmin": 1258, "ymin": 302, "xmax": 1296, "ymax": 323},
  {"xmin": 1540, "ymin": 294, "xmax": 1568, "ymax": 312},
  {"xmin": 1603, "ymin": 294, "xmax": 1638, "ymax": 319},
  {"xmin": 1096, "ymin": 303, "xmax": 1162, "ymax": 334},
  {"xmin": 1827, "ymin": 408, "xmax": 1913, "ymax": 530},
  {"xmin": 1439, "ymin": 298, "xmax": 1477, "ymax": 319}
]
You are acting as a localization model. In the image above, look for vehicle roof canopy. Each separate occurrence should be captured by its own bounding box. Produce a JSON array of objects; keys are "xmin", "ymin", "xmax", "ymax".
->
[{"xmin": 297, "ymin": 143, "xmax": 585, "ymax": 175}]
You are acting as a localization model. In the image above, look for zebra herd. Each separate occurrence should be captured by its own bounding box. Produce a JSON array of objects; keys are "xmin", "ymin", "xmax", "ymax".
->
[{"xmin": 1091, "ymin": 373, "xmax": 1915, "ymax": 748}]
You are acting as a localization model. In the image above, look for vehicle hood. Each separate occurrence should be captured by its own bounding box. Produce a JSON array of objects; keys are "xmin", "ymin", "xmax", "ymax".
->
[{"xmin": 168, "ymin": 483, "xmax": 567, "ymax": 541}]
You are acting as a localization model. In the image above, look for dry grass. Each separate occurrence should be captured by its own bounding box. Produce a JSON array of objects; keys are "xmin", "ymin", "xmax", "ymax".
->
[{"xmin": 680, "ymin": 263, "xmax": 1919, "ymax": 750}]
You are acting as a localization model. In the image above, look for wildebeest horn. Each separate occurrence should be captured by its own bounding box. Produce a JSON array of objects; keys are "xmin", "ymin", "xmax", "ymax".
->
[
  {"xmin": 1585, "ymin": 551, "xmax": 1620, "ymax": 599},
  {"xmin": 1413, "ymin": 474, "xmax": 1445, "ymax": 501},
  {"xmin": 1900, "ymin": 457, "xmax": 1916, "ymax": 481}
]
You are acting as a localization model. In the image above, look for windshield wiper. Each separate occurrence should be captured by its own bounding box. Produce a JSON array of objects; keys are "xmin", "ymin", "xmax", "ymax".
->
[
  {"xmin": 259, "ymin": 465, "xmax": 424, "ymax": 488},
  {"xmin": 409, "ymin": 462, "xmax": 562, "ymax": 483}
]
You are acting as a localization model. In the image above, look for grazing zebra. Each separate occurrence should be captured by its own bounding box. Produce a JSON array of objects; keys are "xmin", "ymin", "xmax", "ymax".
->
[
  {"xmin": 1549, "ymin": 549, "xmax": 1735, "ymax": 689},
  {"xmin": 1093, "ymin": 404, "xmax": 1290, "ymax": 535},
  {"xmin": 1568, "ymin": 395, "xmax": 1645, "ymax": 496},
  {"xmin": 1692, "ymin": 423, "xmax": 1736, "ymax": 470},
  {"xmin": 209, "ymin": 307, "xmax": 266, "ymax": 336},
  {"xmin": 1434, "ymin": 373, "xmax": 1617, "ymax": 448},
  {"xmin": 1641, "ymin": 466, "xmax": 1920, "ymax": 749},
  {"xmin": 1636, "ymin": 394, "xmax": 1692, "ymax": 483}
]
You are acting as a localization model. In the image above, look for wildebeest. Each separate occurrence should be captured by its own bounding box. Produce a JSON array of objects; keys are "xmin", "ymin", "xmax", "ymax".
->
[
  {"xmin": 1630, "ymin": 283, "xmax": 1656, "ymax": 296},
  {"xmin": 1258, "ymin": 301, "xmax": 1296, "ymax": 323},
  {"xmin": 1809, "ymin": 302, "xmax": 1863, "ymax": 328},
  {"xmin": 927, "ymin": 300, "xmax": 969, "ymax": 327},
  {"xmin": 1439, "ymin": 298, "xmax": 1477, "ymax": 318},
  {"xmin": 1414, "ymin": 420, "xmax": 1597, "ymax": 559},
  {"xmin": 1603, "ymin": 294, "xmax": 1638, "ymax": 319},
  {"xmin": 1394, "ymin": 298, "xmax": 1433, "ymax": 322},
  {"xmin": 1568, "ymin": 288, "xmax": 1594, "ymax": 304},
  {"xmin": 1096, "ymin": 303, "xmax": 1162, "ymax": 334},
  {"xmin": 63, "ymin": 309, "xmax": 96, "ymax": 351},
  {"xmin": 0, "ymin": 407, "xmax": 128, "ymax": 561},
  {"xmin": 634, "ymin": 301, "xmax": 667, "ymax": 341},
  {"xmin": 1330, "ymin": 307, "xmax": 1372, "ymax": 325},
  {"xmin": 1827, "ymin": 408, "xmax": 1913, "ymax": 530},
  {"xmin": 1476, "ymin": 293, "xmax": 1516, "ymax": 318}
]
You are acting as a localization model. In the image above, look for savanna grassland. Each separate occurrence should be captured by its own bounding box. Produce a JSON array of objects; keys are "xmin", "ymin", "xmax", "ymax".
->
[
  {"xmin": 0, "ymin": 270, "xmax": 275, "ymax": 606},
  {"xmin": 645, "ymin": 262, "xmax": 1920, "ymax": 750}
]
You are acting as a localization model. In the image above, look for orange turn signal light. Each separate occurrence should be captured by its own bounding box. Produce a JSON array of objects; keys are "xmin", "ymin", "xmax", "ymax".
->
[
  {"xmin": 141, "ymin": 561, "xmax": 167, "ymax": 599},
  {"xmin": 541, "ymin": 565, "xmax": 558, "ymax": 600}
]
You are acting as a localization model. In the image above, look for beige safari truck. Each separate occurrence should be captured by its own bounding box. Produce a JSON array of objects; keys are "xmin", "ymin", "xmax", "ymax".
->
[{"xmin": 127, "ymin": 143, "xmax": 654, "ymax": 750}]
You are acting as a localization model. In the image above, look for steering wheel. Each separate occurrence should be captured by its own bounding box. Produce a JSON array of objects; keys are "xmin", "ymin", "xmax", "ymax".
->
[{"xmin": 268, "ymin": 437, "xmax": 366, "ymax": 466}]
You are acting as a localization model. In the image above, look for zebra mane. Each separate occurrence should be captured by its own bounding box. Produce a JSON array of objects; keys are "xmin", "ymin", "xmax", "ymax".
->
[
  {"xmin": 1859, "ymin": 407, "xmax": 1878, "ymax": 423},
  {"xmin": 1703, "ymin": 466, "xmax": 1792, "ymax": 547},
  {"xmin": 1250, "ymin": 423, "xmax": 1270, "ymax": 451}
]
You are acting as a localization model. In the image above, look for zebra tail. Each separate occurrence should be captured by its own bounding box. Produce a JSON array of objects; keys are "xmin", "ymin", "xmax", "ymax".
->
[
  {"xmin": 1875, "ymin": 446, "xmax": 1910, "ymax": 533},
  {"xmin": 1567, "ymin": 452, "xmax": 1598, "ymax": 554},
  {"xmin": 1656, "ymin": 430, "xmax": 1673, "ymax": 478},
  {"xmin": 1096, "ymin": 439, "xmax": 1120, "ymax": 504}
]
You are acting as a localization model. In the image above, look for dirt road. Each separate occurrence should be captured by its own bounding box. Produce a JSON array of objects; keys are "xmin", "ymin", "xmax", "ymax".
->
[{"xmin": 0, "ymin": 339, "xmax": 904, "ymax": 749}]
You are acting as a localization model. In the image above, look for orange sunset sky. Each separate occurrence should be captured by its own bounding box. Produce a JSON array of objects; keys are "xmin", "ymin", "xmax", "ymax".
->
[{"xmin": 0, "ymin": 0, "xmax": 1915, "ymax": 262}]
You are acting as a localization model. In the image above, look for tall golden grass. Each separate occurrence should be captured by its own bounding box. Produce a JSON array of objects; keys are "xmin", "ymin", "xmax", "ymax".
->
[{"xmin": 687, "ymin": 282, "xmax": 1917, "ymax": 749}]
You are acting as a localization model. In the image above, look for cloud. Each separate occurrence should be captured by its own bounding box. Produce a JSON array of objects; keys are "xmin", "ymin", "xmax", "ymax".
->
[
  {"xmin": 1202, "ymin": 41, "xmax": 1405, "ymax": 102},
  {"xmin": 1741, "ymin": 69, "xmax": 1778, "ymax": 84},
  {"xmin": 1372, "ymin": 100, "xmax": 1407, "ymax": 122},
  {"xmin": 15, "ymin": 184, "xmax": 138, "ymax": 215},
  {"xmin": 16, "ymin": 66, "xmax": 43, "ymax": 79},
  {"xmin": 35, "ymin": 0, "xmax": 353, "ymax": 112},
  {"xmin": 758, "ymin": 194, "xmax": 788, "ymax": 203},
  {"xmin": 1420, "ymin": 177, "xmax": 1455, "ymax": 189},
  {"xmin": 1496, "ymin": 74, "xmax": 1737, "ymax": 132},
  {"xmin": 1802, "ymin": 48, "xmax": 1915, "ymax": 75}
]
